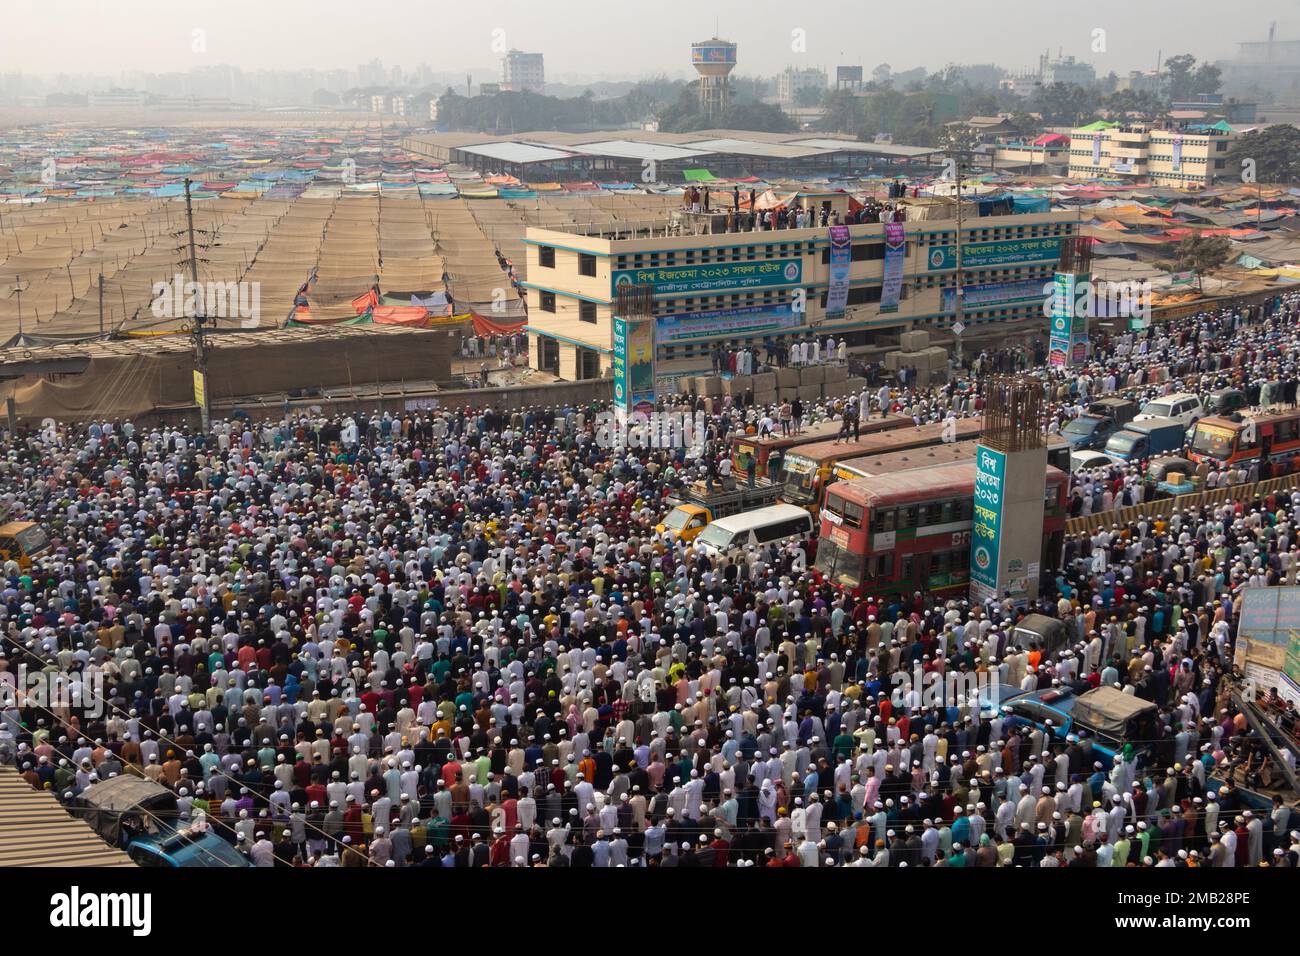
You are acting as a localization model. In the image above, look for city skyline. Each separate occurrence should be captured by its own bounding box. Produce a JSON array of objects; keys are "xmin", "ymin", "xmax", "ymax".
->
[{"xmin": 1, "ymin": 0, "xmax": 1293, "ymax": 82}]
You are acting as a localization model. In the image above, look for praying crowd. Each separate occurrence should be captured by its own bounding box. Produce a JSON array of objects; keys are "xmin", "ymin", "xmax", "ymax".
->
[{"xmin": 1, "ymin": 291, "xmax": 1299, "ymax": 868}]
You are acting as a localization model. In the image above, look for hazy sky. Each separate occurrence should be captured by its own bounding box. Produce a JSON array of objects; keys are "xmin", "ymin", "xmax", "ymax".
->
[{"xmin": 2, "ymin": 0, "xmax": 1293, "ymax": 80}]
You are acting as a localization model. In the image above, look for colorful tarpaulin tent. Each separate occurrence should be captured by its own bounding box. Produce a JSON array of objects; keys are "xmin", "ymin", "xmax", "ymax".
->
[
  {"xmin": 683, "ymin": 169, "xmax": 717, "ymax": 182},
  {"xmin": 470, "ymin": 310, "xmax": 525, "ymax": 337}
]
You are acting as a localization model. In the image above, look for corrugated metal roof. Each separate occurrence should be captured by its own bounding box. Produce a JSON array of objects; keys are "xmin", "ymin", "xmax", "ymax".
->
[
  {"xmin": 455, "ymin": 142, "xmax": 577, "ymax": 164},
  {"xmin": 788, "ymin": 138, "xmax": 941, "ymax": 157},
  {"xmin": 565, "ymin": 140, "xmax": 714, "ymax": 162},
  {"xmin": 683, "ymin": 138, "xmax": 831, "ymax": 159},
  {"xmin": 0, "ymin": 766, "xmax": 136, "ymax": 867}
]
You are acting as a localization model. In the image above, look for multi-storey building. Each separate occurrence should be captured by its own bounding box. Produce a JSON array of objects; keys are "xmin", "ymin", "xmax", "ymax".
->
[
  {"xmin": 777, "ymin": 66, "xmax": 827, "ymax": 105},
  {"xmin": 522, "ymin": 203, "xmax": 1077, "ymax": 381},
  {"xmin": 502, "ymin": 51, "xmax": 544, "ymax": 93},
  {"xmin": 1068, "ymin": 121, "xmax": 1240, "ymax": 188},
  {"xmin": 1042, "ymin": 55, "xmax": 1096, "ymax": 87}
]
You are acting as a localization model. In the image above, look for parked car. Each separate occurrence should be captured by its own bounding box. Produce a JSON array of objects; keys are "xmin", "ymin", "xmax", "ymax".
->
[
  {"xmin": 1060, "ymin": 414, "xmax": 1123, "ymax": 451},
  {"xmin": 1069, "ymin": 450, "xmax": 1121, "ymax": 473},
  {"xmin": 1134, "ymin": 392, "xmax": 1205, "ymax": 430}
]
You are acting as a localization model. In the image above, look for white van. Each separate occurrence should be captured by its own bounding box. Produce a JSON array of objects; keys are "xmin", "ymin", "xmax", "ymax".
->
[
  {"xmin": 1133, "ymin": 392, "xmax": 1204, "ymax": 430},
  {"xmin": 694, "ymin": 503, "xmax": 814, "ymax": 559}
]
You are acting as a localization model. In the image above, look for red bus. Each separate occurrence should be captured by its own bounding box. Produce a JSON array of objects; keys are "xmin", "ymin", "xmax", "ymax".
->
[
  {"xmin": 729, "ymin": 413, "xmax": 912, "ymax": 482},
  {"xmin": 814, "ymin": 460, "xmax": 1068, "ymax": 598},
  {"xmin": 779, "ymin": 417, "xmax": 984, "ymax": 514},
  {"xmin": 1188, "ymin": 410, "xmax": 1300, "ymax": 472}
]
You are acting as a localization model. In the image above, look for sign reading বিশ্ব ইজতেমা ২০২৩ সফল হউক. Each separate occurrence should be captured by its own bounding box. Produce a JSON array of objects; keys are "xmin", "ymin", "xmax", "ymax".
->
[{"xmin": 969, "ymin": 445, "xmax": 1006, "ymax": 603}]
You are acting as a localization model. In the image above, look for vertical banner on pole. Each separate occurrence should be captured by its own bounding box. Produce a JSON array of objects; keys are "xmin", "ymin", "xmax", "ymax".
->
[
  {"xmin": 880, "ymin": 221, "xmax": 905, "ymax": 314},
  {"xmin": 825, "ymin": 225, "xmax": 851, "ymax": 319},
  {"xmin": 970, "ymin": 444, "xmax": 1006, "ymax": 604},
  {"xmin": 1048, "ymin": 271, "xmax": 1075, "ymax": 368},
  {"xmin": 614, "ymin": 315, "xmax": 655, "ymax": 418},
  {"xmin": 1172, "ymin": 133, "xmax": 1183, "ymax": 172},
  {"xmin": 1092, "ymin": 133, "xmax": 1101, "ymax": 166},
  {"xmin": 1069, "ymin": 269, "xmax": 1091, "ymax": 365}
]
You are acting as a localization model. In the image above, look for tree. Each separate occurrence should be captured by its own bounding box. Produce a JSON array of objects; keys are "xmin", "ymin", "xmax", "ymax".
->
[
  {"xmin": 939, "ymin": 122, "xmax": 983, "ymax": 157},
  {"xmin": 794, "ymin": 85, "xmax": 824, "ymax": 108},
  {"xmin": 815, "ymin": 89, "xmax": 862, "ymax": 133},
  {"xmin": 1164, "ymin": 53, "xmax": 1223, "ymax": 102},
  {"xmin": 1227, "ymin": 125, "xmax": 1300, "ymax": 183},
  {"xmin": 1102, "ymin": 88, "xmax": 1164, "ymax": 122},
  {"xmin": 1032, "ymin": 83, "xmax": 1100, "ymax": 127},
  {"xmin": 1169, "ymin": 231, "xmax": 1232, "ymax": 292}
]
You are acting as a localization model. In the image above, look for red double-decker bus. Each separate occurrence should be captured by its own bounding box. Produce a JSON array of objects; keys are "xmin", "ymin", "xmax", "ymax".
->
[{"xmin": 814, "ymin": 460, "xmax": 1068, "ymax": 597}]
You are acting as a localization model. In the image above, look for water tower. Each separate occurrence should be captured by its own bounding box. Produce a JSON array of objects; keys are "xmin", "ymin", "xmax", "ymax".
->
[{"xmin": 692, "ymin": 38, "xmax": 737, "ymax": 118}]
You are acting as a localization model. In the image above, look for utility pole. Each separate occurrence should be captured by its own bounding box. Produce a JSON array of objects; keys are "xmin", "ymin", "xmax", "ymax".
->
[
  {"xmin": 953, "ymin": 158, "xmax": 965, "ymax": 369},
  {"xmin": 9, "ymin": 275, "xmax": 27, "ymax": 342},
  {"xmin": 97, "ymin": 273, "xmax": 105, "ymax": 337},
  {"xmin": 184, "ymin": 178, "xmax": 210, "ymax": 432}
]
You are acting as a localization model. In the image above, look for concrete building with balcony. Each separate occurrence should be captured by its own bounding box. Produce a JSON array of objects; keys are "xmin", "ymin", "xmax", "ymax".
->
[
  {"xmin": 1068, "ymin": 121, "xmax": 1240, "ymax": 188},
  {"xmin": 502, "ymin": 51, "xmax": 545, "ymax": 93},
  {"xmin": 521, "ymin": 203, "xmax": 1077, "ymax": 381}
]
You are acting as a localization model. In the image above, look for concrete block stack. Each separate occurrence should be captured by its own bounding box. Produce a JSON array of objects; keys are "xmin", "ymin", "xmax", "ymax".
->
[
  {"xmin": 822, "ymin": 364, "xmax": 853, "ymax": 399},
  {"xmin": 899, "ymin": 329, "xmax": 930, "ymax": 352},
  {"xmin": 722, "ymin": 374, "xmax": 751, "ymax": 398},
  {"xmin": 694, "ymin": 375, "xmax": 724, "ymax": 397},
  {"xmin": 751, "ymin": 371, "xmax": 778, "ymax": 407},
  {"xmin": 886, "ymin": 329, "xmax": 952, "ymax": 387}
]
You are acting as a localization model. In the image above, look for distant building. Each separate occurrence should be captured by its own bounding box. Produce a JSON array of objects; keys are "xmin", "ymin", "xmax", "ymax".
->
[
  {"xmin": 152, "ymin": 95, "xmax": 242, "ymax": 111},
  {"xmin": 1170, "ymin": 94, "xmax": 1257, "ymax": 124},
  {"xmin": 479, "ymin": 82, "xmax": 502, "ymax": 95},
  {"xmin": 992, "ymin": 133, "xmax": 1070, "ymax": 173},
  {"xmin": 1042, "ymin": 56, "xmax": 1096, "ymax": 87},
  {"xmin": 370, "ymin": 94, "xmax": 386, "ymax": 113},
  {"xmin": 502, "ymin": 51, "xmax": 544, "ymax": 93},
  {"xmin": 1068, "ymin": 121, "xmax": 1240, "ymax": 188},
  {"xmin": 778, "ymin": 66, "xmax": 826, "ymax": 105},
  {"xmin": 88, "ymin": 89, "xmax": 148, "ymax": 108},
  {"xmin": 1115, "ymin": 70, "xmax": 1165, "ymax": 95},
  {"xmin": 1222, "ymin": 28, "xmax": 1300, "ymax": 96},
  {"xmin": 998, "ymin": 73, "xmax": 1042, "ymax": 98}
]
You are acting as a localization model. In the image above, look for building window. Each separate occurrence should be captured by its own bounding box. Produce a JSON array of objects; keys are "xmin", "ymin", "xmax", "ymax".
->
[
  {"xmin": 579, "ymin": 301, "xmax": 597, "ymax": 323},
  {"xmin": 540, "ymin": 291, "xmax": 556, "ymax": 313},
  {"xmin": 538, "ymin": 246, "xmax": 555, "ymax": 268},
  {"xmin": 578, "ymin": 254, "xmax": 597, "ymax": 277}
]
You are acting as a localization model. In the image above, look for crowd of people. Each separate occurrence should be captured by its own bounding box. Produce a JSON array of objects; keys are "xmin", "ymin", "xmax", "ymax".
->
[{"xmin": 2, "ymin": 291, "xmax": 1299, "ymax": 868}]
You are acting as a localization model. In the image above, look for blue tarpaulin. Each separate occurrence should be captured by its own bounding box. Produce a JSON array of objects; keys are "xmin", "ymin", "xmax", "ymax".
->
[{"xmin": 1013, "ymin": 195, "xmax": 1051, "ymax": 214}]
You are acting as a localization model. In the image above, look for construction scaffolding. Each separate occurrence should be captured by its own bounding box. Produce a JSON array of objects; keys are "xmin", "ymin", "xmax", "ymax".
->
[{"xmin": 980, "ymin": 374, "xmax": 1046, "ymax": 453}]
